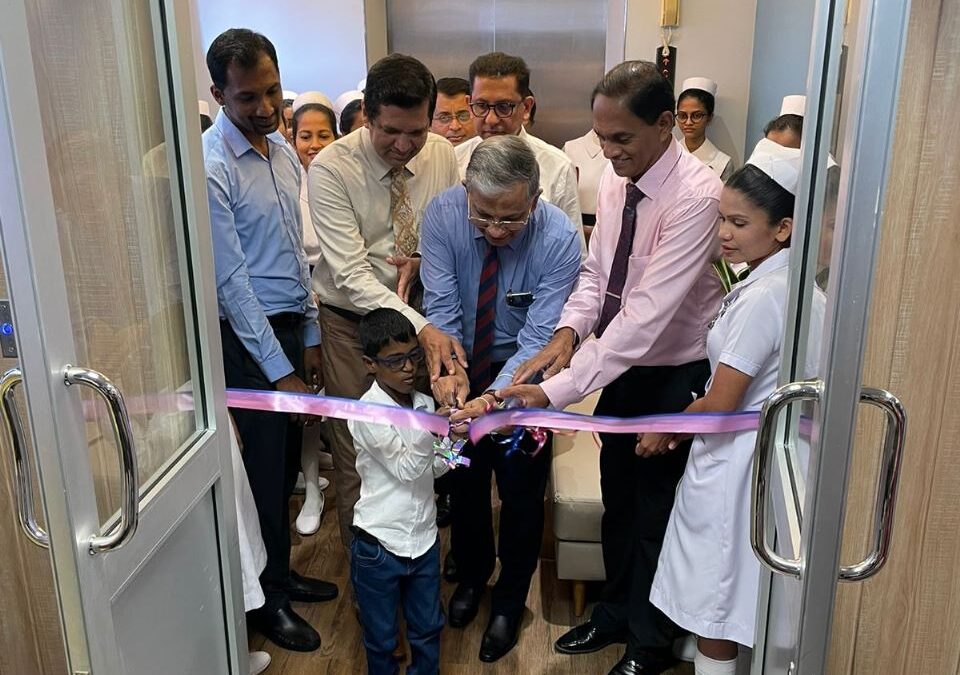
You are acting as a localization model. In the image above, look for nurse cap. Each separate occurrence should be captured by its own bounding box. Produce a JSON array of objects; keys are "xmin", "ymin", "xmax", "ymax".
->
[
  {"xmin": 198, "ymin": 100, "xmax": 210, "ymax": 117},
  {"xmin": 746, "ymin": 138, "xmax": 802, "ymax": 195},
  {"xmin": 780, "ymin": 94, "xmax": 806, "ymax": 117},
  {"xmin": 292, "ymin": 91, "xmax": 334, "ymax": 113},
  {"xmin": 282, "ymin": 89, "xmax": 299, "ymax": 102},
  {"xmin": 680, "ymin": 77, "xmax": 718, "ymax": 97},
  {"xmin": 334, "ymin": 89, "xmax": 364, "ymax": 119}
]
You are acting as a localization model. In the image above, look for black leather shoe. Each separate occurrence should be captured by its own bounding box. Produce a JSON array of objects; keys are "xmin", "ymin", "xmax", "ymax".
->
[
  {"xmin": 436, "ymin": 493, "xmax": 453, "ymax": 528},
  {"xmin": 448, "ymin": 583, "xmax": 483, "ymax": 628},
  {"xmin": 607, "ymin": 651, "xmax": 676, "ymax": 675},
  {"xmin": 287, "ymin": 571, "xmax": 338, "ymax": 603},
  {"xmin": 443, "ymin": 550, "xmax": 459, "ymax": 582},
  {"xmin": 554, "ymin": 621, "xmax": 624, "ymax": 655},
  {"xmin": 479, "ymin": 613, "xmax": 521, "ymax": 662},
  {"xmin": 249, "ymin": 604, "xmax": 321, "ymax": 652}
]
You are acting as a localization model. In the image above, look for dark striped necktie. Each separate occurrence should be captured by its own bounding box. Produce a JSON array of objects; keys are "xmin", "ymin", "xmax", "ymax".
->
[{"xmin": 470, "ymin": 243, "xmax": 499, "ymax": 394}]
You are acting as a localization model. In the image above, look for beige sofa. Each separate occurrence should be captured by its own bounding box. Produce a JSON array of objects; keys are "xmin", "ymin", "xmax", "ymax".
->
[{"xmin": 550, "ymin": 390, "xmax": 605, "ymax": 616}]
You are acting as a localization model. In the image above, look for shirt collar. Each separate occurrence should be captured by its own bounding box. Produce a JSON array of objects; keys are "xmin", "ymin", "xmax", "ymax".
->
[
  {"xmin": 215, "ymin": 108, "xmax": 286, "ymax": 159},
  {"xmin": 733, "ymin": 248, "xmax": 791, "ymax": 292},
  {"xmin": 368, "ymin": 380, "xmax": 433, "ymax": 412},
  {"xmin": 585, "ymin": 130, "xmax": 603, "ymax": 158},
  {"xmin": 361, "ymin": 126, "xmax": 424, "ymax": 182},
  {"xmin": 634, "ymin": 138, "xmax": 682, "ymax": 199}
]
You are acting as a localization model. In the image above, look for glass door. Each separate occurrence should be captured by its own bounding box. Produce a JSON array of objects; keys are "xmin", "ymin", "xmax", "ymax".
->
[
  {"xmin": 0, "ymin": 0, "xmax": 246, "ymax": 672},
  {"xmin": 750, "ymin": 0, "xmax": 913, "ymax": 672}
]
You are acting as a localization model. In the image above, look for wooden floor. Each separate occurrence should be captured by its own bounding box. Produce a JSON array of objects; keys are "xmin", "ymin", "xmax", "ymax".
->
[{"xmin": 249, "ymin": 476, "xmax": 694, "ymax": 675}]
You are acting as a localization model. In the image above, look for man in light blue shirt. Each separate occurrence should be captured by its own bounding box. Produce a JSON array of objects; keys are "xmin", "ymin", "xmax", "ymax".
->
[
  {"xmin": 420, "ymin": 135, "xmax": 580, "ymax": 662},
  {"xmin": 202, "ymin": 28, "xmax": 335, "ymax": 654}
]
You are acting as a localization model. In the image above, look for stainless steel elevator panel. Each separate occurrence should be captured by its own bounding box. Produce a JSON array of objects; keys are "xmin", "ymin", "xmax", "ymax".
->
[{"xmin": 386, "ymin": 0, "xmax": 607, "ymax": 148}]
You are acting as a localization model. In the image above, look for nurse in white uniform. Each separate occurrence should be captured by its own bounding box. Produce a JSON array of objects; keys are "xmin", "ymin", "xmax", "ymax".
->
[
  {"xmin": 290, "ymin": 91, "xmax": 338, "ymax": 535},
  {"xmin": 642, "ymin": 139, "xmax": 825, "ymax": 675},
  {"xmin": 677, "ymin": 77, "xmax": 735, "ymax": 181},
  {"xmin": 562, "ymin": 129, "xmax": 608, "ymax": 241}
]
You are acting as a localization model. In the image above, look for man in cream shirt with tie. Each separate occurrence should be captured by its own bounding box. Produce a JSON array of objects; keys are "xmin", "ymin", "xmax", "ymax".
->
[
  {"xmin": 307, "ymin": 53, "xmax": 463, "ymax": 551},
  {"xmin": 455, "ymin": 51, "xmax": 587, "ymax": 256}
]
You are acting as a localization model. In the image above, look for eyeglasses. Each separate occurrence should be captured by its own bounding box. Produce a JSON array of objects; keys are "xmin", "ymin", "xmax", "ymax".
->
[
  {"xmin": 676, "ymin": 111, "xmax": 709, "ymax": 123},
  {"xmin": 467, "ymin": 195, "xmax": 532, "ymax": 232},
  {"xmin": 433, "ymin": 111, "xmax": 472, "ymax": 125},
  {"xmin": 469, "ymin": 101, "xmax": 521, "ymax": 119},
  {"xmin": 371, "ymin": 346, "xmax": 424, "ymax": 371}
]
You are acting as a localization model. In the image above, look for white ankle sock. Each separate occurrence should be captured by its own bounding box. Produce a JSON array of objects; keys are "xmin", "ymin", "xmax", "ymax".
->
[{"xmin": 695, "ymin": 649, "xmax": 737, "ymax": 675}]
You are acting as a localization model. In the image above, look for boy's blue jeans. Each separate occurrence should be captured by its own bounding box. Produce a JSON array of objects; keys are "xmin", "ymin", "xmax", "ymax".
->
[{"xmin": 351, "ymin": 534, "xmax": 443, "ymax": 675}]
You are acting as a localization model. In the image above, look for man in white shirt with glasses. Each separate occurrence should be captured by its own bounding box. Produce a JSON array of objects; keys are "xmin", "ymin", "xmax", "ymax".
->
[{"xmin": 455, "ymin": 52, "xmax": 586, "ymax": 256}]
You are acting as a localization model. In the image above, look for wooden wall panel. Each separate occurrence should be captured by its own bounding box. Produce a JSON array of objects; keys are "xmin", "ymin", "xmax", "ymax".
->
[{"xmin": 826, "ymin": 0, "xmax": 960, "ymax": 671}]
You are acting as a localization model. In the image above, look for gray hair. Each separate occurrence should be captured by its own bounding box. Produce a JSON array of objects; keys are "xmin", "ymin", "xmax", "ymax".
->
[{"xmin": 464, "ymin": 135, "xmax": 540, "ymax": 201}]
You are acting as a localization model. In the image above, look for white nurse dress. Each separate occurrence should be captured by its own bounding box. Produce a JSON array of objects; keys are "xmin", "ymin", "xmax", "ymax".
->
[{"xmin": 649, "ymin": 248, "xmax": 824, "ymax": 646}]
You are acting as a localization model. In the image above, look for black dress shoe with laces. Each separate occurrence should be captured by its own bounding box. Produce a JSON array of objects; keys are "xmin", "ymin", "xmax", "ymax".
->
[
  {"xmin": 554, "ymin": 621, "xmax": 625, "ymax": 655},
  {"xmin": 286, "ymin": 570, "xmax": 338, "ymax": 603},
  {"xmin": 479, "ymin": 613, "xmax": 521, "ymax": 662},
  {"xmin": 448, "ymin": 583, "xmax": 483, "ymax": 628},
  {"xmin": 607, "ymin": 650, "xmax": 677, "ymax": 675},
  {"xmin": 249, "ymin": 604, "xmax": 321, "ymax": 652}
]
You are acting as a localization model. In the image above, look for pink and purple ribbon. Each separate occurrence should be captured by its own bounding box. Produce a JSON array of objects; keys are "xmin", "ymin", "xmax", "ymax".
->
[{"xmin": 95, "ymin": 389, "xmax": 767, "ymax": 442}]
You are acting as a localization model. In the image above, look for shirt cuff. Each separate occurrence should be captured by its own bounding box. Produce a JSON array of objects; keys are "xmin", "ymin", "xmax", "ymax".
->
[
  {"xmin": 557, "ymin": 317, "xmax": 591, "ymax": 346},
  {"xmin": 303, "ymin": 320, "xmax": 321, "ymax": 348},
  {"xmin": 539, "ymin": 369, "xmax": 580, "ymax": 410},
  {"xmin": 489, "ymin": 371, "xmax": 513, "ymax": 393},
  {"xmin": 405, "ymin": 308, "xmax": 431, "ymax": 334},
  {"xmin": 260, "ymin": 352, "xmax": 296, "ymax": 384}
]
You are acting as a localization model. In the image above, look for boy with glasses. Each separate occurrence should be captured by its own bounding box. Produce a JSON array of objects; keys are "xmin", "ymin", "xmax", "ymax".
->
[
  {"xmin": 420, "ymin": 135, "xmax": 581, "ymax": 662},
  {"xmin": 455, "ymin": 51, "xmax": 586, "ymax": 256},
  {"xmin": 348, "ymin": 307, "xmax": 450, "ymax": 675}
]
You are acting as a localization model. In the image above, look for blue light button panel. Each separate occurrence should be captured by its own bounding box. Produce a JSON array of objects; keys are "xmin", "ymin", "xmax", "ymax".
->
[{"xmin": 0, "ymin": 300, "xmax": 16, "ymax": 358}]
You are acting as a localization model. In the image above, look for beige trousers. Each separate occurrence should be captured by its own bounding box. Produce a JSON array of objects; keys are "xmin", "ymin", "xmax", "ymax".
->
[{"xmin": 317, "ymin": 306, "xmax": 372, "ymax": 549}]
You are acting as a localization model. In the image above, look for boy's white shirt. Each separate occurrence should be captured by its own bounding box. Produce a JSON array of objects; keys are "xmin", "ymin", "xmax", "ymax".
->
[{"xmin": 348, "ymin": 380, "xmax": 449, "ymax": 558}]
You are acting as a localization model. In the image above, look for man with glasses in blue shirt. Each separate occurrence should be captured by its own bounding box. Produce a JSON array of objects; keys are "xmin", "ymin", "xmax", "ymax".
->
[
  {"xmin": 420, "ymin": 135, "xmax": 581, "ymax": 662},
  {"xmin": 455, "ymin": 52, "xmax": 587, "ymax": 256}
]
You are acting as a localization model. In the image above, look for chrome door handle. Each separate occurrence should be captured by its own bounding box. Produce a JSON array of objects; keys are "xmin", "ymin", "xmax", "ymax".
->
[
  {"xmin": 63, "ymin": 366, "xmax": 139, "ymax": 554},
  {"xmin": 0, "ymin": 368, "xmax": 49, "ymax": 548},
  {"xmin": 839, "ymin": 387, "xmax": 906, "ymax": 581},
  {"xmin": 751, "ymin": 380, "xmax": 823, "ymax": 577}
]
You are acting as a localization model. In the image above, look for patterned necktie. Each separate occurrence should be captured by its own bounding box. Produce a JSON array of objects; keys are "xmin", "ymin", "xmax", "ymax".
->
[
  {"xmin": 470, "ymin": 243, "xmax": 499, "ymax": 394},
  {"xmin": 389, "ymin": 167, "xmax": 418, "ymax": 257},
  {"xmin": 596, "ymin": 183, "xmax": 645, "ymax": 337}
]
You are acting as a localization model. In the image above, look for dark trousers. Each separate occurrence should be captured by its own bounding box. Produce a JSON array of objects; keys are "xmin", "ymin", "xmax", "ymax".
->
[
  {"xmin": 589, "ymin": 360, "xmax": 710, "ymax": 654},
  {"xmin": 351, "ymin": 536, "xmax": 443, "ymax": 675},
  {"xmin": 221, "ymin": 319, "xmax": 304, "ymax": 610},
  {"xmin": 449, "ymin": 431, "xmax": 552, "ymax": 618}
]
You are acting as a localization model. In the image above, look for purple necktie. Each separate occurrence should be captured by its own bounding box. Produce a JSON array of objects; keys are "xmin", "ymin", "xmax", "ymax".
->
[
  {"xmin": 596, "ymin": 184, "xmax": 645, "ymax": 337},
  {"xmin": 470, "ymin": 243, "xmax": 499, "ymax": 394}
]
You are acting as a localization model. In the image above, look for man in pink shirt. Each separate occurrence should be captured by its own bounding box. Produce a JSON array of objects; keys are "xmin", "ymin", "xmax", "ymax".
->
[{"xmin": 501, "ymin": 61, "xmax": 723, "ymax": 675}]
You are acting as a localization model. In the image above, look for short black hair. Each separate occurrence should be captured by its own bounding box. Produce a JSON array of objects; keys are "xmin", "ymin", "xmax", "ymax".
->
[
  {"xmin": 436, "ymin": 77, "xmax": 471, "ymax": 98},
  {"xmin": 726, "ymin": 164, "xmax": 795, "ymax": 231},
  {"xmin": 763, "ymin": 113, "xmax": 804, "ymax": 139},
  {"xmin": 591, "ymin": 60, "xmax": 674, "ymax": 125},
  {"xmin": 677, "ymin": 88, "xmax": 715, "ymax": 116},
  {"xmin": 206, "ymin": 28, "xmax": 279, "ymax": 92},
  {"xmin": 292, "ymin": 103, "xmax": 339, "ymax": 139},
  {"xmin": 339, "ymin": 99, "xmax": 363, "ymax": 136},
  {"xmin": 364, "ymin": 53, "xmax": 436, "ymax": 121},
  {"xmin": 200, "ymin": 114, "xmax": 213, "ymax": 133},
  {"xmin": 358, "ymin": 308, "xmax": 417, "ymax": 358},
  {"xmin": 469, "ymin": 52, "xmax": 531, "ymax": 97}
]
